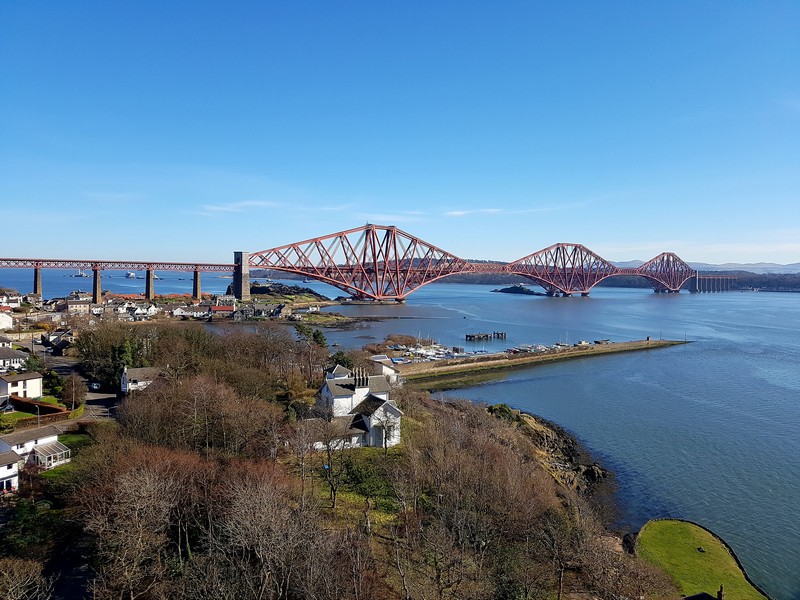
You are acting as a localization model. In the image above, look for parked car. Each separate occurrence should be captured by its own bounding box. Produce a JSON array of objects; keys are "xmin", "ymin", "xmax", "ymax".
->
[{"xmin": 89, "ymin": 382, "xmax": 101, "ymax": 391}]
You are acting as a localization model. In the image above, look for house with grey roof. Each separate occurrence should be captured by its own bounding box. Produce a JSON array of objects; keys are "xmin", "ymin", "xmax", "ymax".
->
[
  {"xmin": 172, "ymin": 305, "xmax": 211, "ymax": 318},
  {"xmin": 0, "ymin": 372, "xmax": 43, "ymax": 400},
  {"xmin": 316, "ymin": 366, "xmax": 402, "ymax": 449},
  {"xmin": 0, "ymin": 424, "xmax": 71, "ymax": 474},
  {"xmin": 121, "ymin": 366, "xmax": 164, "ymax": 394},
  {"xmin": 0, "ymin": 346, "xmax": 27, "ymax": 371},
  {"xmin": 0, "ymin": 441, "xmax": 20, "ymax": 493}
]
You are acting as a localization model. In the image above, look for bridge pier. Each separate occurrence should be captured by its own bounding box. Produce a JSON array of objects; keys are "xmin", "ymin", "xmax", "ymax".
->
[
  {"xmin": 193, "ymin": 269, "xmax": 202, "ymax": 300},
  {"xmin": 233, "ymin": 251, "xmax": 251, "ymax": 301},
  {"xmin": 33, "ymin": 267, "xmax": 42, "ymax": 296},
  {"xmin": 145, "ymin": 269, "xmax": 155, "ymax": 301},
  {"xmin": 92, "ymin": 267, "xmax": 102, "ymax": 304}
]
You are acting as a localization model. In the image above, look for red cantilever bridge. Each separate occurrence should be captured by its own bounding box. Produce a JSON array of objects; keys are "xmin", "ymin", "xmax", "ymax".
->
[
  {"xmin": 248, "ymin": 224, "xmax": 697, "ymax": 300},
  {"xmin": 1, "ymin": 224, "xmax": 699, "ymax": 301}
]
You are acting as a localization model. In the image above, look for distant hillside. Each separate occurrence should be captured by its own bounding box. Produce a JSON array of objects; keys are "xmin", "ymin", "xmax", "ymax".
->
[
  {"xmin": 689, "ymin": 262, "xmax": 800, "ymax": 274},
  {"xmin": 613, "ymin": 260, "xmax": 800, "ymax": 274}
]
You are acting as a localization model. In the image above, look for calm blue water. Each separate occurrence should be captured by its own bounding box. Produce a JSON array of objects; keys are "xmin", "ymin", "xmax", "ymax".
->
[
  {"xmin": 320, "ymin": 283, "xmax": 798, "ymax": 600},
  {"xmin": 3, "ymin": 270, "xmax": 798, "ymax": 597},
  {"xmin": 0, "ymin": 268, "xmax": 234, "ymax": 298}
]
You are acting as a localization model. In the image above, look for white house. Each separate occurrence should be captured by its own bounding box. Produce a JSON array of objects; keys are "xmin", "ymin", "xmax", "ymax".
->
[
  {"xmin": 0, "ymin": 294, "xmax": 22, "ymax": 309},
  {"xmin": 0, "ymin": 311, "xmax": 13, "ymax": 331},
  {"xmin": 173, "ymin": 305, "xmax": 211, "ymax": 318},
  {"xmin": 0, "ymin": 372, "xmax": 43, "ymax": 399},
  {"xmin": 111, "ymin": 301, "xmax": 136, "ymax": 315},
  {"xmin": 319, "ymin": 366, "xmax": 391, "ymax": 417},
  {"xmin": 127, "ymin": 304, "xmax": 159, "ymax": 320},
  {"xmin": 0, "ymin": 442, "xmax": 20, "ymax": 493},
  {"xmin": 316, "ymin": 366, "xmax": 402, "ymax": 449},
  {"xmin": 0, "ymin": 335, "xmax": 12, "ymax": 348},
  {"xmin": 121, "ymin": 366, "xmax": 163, "ymax": 394},
  {"xmin": 0, "ymin": 425, "xmax": 71, "ymax": 472},
  {"xmin": 0, "ymin": 347, "xmax": 27, "ymax": 371},
  {"xmin": 370, "ymin": 355, "xmax": 401, "ymax": 385}
]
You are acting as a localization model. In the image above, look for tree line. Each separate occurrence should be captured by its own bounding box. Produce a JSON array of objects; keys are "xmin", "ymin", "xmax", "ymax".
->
[{"xmin": 1, "ymin": 322, "xmax": 677, "ymax": 599}]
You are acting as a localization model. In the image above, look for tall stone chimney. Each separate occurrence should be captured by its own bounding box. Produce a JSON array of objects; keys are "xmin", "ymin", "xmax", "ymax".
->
[{"xmin": 354, "ymin": 367, "xmax": 369, "ymax": 390}]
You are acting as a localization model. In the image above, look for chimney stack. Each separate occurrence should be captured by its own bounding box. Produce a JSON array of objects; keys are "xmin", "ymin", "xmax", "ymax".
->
[{"xmin": 354, "ymin": 367, "xmax": 368, "ymax": 389}]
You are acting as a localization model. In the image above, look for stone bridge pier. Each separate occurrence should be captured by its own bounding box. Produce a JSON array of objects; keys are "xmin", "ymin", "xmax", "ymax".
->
[{"xmin": 232, "ymin": 251, "xmax": 250, "ymax": 301}]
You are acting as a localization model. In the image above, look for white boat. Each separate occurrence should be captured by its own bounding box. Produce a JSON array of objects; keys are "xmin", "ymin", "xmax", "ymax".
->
[
  {"xmin": 73, "ymin": 269, "xmax": 89, "ymax": 278},
  {"xmin": 126, "ymin": 272, "xmax": 136, "ymax": 279}
]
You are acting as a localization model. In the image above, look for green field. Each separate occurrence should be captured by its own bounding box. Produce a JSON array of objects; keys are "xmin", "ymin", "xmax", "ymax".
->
[
  {"xmin": 636, "ymin": 520, "xmax": 768, "ymax": 600},
  {"xmin": 57, "ymin": 432, "xmax": 95, "ymax": 453},
  {"xmin": 38, "ymin": 395, "xmax": 66, "ymax": 407},
  {"xmin": 0, "ymin": 411, "xmax": 35, "ymax": 425}
]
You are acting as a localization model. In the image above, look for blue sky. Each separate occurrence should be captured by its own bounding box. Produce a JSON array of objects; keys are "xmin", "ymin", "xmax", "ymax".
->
[{"xmin": 1, "ymin": 1, "xmax": 798, "ymax": 264}]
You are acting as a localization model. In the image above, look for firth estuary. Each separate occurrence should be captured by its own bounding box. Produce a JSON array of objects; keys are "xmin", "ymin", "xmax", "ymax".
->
[
  {"xmin": 2, "ymin": 271, "xmax": 798, "ymax": 597},
  {"xmin": 319, "ymin": 283, "xmax": 800, "ymax": 600}
]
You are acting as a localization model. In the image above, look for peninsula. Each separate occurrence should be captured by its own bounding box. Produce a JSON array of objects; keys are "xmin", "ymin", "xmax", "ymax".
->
[{"xmin": 397, "ymin": 339, "xmax": 687, "ymax": 390}]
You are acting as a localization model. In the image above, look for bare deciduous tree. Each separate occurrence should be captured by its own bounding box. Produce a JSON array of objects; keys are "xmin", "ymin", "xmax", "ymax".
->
[{"xmin": 0, "ymin": 557, "xmax": 54, "ymax": 600}]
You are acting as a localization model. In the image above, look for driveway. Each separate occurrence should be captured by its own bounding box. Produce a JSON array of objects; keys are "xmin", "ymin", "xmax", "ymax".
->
[{"xmin": 80, "ymin": 392, "xmax": 118, "ymax": 421}]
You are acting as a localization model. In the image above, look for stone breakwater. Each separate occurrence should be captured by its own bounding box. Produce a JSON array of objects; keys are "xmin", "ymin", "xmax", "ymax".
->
[{"xmin": 399, "ymin": 339, "xmax": 688, "ymax": 384}]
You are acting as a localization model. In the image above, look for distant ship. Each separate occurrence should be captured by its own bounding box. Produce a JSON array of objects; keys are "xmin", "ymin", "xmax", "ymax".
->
[
  {"xmin": 126, "ymin": 272, "xmax": 136, "ymax": 279},
  {"xmin": 72, "ymin": 269, "xmax": 90, "ymax": 278}
]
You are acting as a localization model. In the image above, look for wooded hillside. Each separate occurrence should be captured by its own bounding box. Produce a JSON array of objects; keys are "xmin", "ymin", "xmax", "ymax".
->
[{"xmin": 1, "ymin": 323, "xmax": 678, "ymax": 600}]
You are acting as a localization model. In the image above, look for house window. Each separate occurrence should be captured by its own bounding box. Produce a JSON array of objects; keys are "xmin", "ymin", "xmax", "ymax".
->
[{"xmin": 6, "ymin": 464, "xmax": 11, "ymax": 470}]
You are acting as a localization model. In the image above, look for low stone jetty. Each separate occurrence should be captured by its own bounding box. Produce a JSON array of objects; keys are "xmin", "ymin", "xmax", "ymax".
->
[{"xmin": 399, "ymin": 339, "xmax": 688, "ymax": 387}]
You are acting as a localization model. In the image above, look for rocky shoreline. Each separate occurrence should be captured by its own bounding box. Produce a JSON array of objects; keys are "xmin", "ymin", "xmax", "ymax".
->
[{"xmin": 514, "ymin": 409, "xmax": 618, "ymax": 523}]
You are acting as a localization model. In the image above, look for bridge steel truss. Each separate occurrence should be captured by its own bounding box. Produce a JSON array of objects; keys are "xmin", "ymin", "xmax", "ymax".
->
[
  {"xmin": 0, "ymin": 225, "xmax": 699, "ymax": 302},
  {"xmin": 249, "ymin": 225, "xmax": 698, "ymax": 300},
  {"xmin": 635, "ymin": 252, "xmax": 697, "ymax": 293},
  {"xmin": 506, "ymin": 243, "xmax": 621, "ymax": 296},
  {"xmin": 249, "ymin": 224, "xmax": 476, "ymax": 300}
]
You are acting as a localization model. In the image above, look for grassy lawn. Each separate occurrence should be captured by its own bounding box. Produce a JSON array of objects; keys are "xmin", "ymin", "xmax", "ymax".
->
[
  {"xmin": 284, "ymin": 445, "xmax": 402, "ymax": 530},
  {"xmin": 1, "ymin": 411, "xmax": 36, "ymax": 426},
  {"xmin": 38, "ymin": 395, "xmax": 66, "ymax": 407},
  {"xmin": 39, "ymin": 462, "xmax": 77, "ymax": 484},
  {"xmin": 637, "ymin": 519, "xmax": 768, "ymax": 600},
  {"xmin": 58, "ymin": 432, "xmax": 95, "ymax": 454}
]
